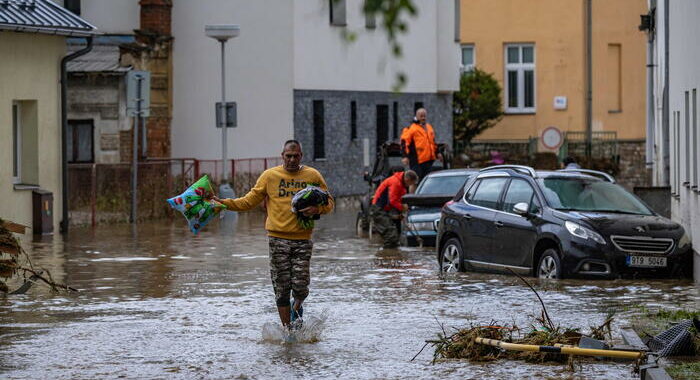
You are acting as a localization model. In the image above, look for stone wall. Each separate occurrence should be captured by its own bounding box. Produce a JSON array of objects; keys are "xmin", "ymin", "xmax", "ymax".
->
[
  {"xmin": 294, "ymin": 89, "xmax": 453, "ymax": 197},
  {"xmin": 617, "ymin": 139, "xmax": 650, "ymax": 190}
]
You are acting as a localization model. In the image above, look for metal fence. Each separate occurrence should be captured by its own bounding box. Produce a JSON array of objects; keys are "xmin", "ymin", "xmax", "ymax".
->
[
  {"xmin": 67, "ymin": 157, "xmax": 280, "ymax": 226},
  {"xmin": 454, "ymin": 131, "xmax": 619, "ymax": 170},
  {"xmin": 453, "ymin": 138, "xmax": 539, "ymax": 167},
  {"xmin": 559, "ymin": 131, "xmax": 618, "ymax": 161}
]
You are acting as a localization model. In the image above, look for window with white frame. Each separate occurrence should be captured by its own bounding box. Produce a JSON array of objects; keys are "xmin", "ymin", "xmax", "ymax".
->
[
  {"xmin": 504, "ymin": 44, "xmax": 536, "ymax": 113},
  {"xmin": 12, "ymin": 103, "xmax": 21, "ymax": 184},
  {"xmin": 461, "ymin": 44, "xmax": 475, "ymax": 73}
]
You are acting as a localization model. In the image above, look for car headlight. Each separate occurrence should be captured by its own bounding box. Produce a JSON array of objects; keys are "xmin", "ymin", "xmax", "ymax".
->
[
  {"xmin": 565, "ymin": 221, "xmax": 606, "ymax": 245},
  {"xmin": 678, "ymin": 230, "xmax": 692, "ymax": 248},
  {"xmin": 408, "ymin": 221, "xmax": 435, "ymax": 231}
]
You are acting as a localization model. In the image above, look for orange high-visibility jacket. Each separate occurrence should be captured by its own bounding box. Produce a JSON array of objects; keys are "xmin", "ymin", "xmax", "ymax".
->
[{"xmin": 400, "ymin": 122, "xmax": 437, "ymax": 166}]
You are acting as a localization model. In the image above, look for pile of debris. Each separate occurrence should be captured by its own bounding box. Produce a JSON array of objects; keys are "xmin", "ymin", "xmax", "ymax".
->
[
  {"xmin": 418, "ymin": 270, "xmax": 641, "ymax": 372},
  {"xmin": 0, "ymin": 218, "xmax": 76, "ymax": 294},
  {"xmin": 429, "ymin": 312, "xmax": 616, "ymax": 368}
]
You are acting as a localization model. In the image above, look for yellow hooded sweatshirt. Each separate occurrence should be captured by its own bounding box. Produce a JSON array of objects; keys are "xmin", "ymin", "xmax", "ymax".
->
[{"xmin": 220, "ymin": 165, "xmax": 334, "ymax": 240}]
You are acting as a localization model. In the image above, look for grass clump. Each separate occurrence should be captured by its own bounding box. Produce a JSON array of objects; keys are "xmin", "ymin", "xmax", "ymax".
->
[{"xmin": 666, "ymin": 362, "xmax": 700, "ymax": 380}]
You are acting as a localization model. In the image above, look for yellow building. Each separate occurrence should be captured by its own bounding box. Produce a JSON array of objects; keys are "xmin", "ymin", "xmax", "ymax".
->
[
  {"xmin": 0, "ymin": 1, "xmax": 95, "ymax": 234},
  {"xmin": 460, "ymin": 0, "xmax": 647, "ymax": 149}
]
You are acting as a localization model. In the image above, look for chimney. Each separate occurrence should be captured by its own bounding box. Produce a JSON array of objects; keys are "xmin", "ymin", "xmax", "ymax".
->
[{"xmin": 139, "ymin": 0, "xmax": 172, "ymax": 36}]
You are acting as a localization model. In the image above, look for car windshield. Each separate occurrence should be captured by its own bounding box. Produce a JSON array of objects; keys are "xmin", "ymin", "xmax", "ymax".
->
[
  {"xmin": 418, "ymin": 174, "xmax": 471, "ymax": 195},
  {"xmin": 539, "ymin": 177, "xmax": 653, "ymax": 215}
]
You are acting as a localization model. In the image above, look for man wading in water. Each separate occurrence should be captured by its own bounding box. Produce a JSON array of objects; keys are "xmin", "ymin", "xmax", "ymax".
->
[{"xmin": 214, "ymin": 140, "xmax": 334, "ymax": 328}]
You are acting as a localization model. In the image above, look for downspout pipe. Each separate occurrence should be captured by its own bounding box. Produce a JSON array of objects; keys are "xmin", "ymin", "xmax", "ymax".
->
[
  {"xmin": 60, "ymin": 37, "xmax": 93, "ymax": 234},
  {"xmin": 585, "ymin": 0, "xmax": 593, "ymax": 162},
  {"xmin": 662, "ymin": 0, "xmax": 670, "ymax": 186},
  {"xmin": 645, "ymin": 13, "xmax": 656, "ymax": 175}
]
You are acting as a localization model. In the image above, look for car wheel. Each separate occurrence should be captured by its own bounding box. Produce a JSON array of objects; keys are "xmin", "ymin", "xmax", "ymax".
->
[
  {"xmin": 537, "ymin": 249, "xmax": 562, "ymax": 279},
  {"xmin": 439, "ymin": 238, "xmax": 464, "ymax": 273},
  {"xmin": 356, "ymin": 212, "xmax": 369, "ymax": 238}
]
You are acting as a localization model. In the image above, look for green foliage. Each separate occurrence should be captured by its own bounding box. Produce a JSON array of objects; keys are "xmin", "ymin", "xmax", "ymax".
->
[
  {"xmin": 653, "ymin": 309, "xmax": 700, "ymax": 321},
  {"xmin": 667, "ymin": 362, "xmax": 700, "ymax": 380},
  {"xmin": 362, "ymin": 0, "xmax": 417, "ymax": 56},
  {"xmin": 361, "ymin": 0, "xmax": 417, "ymax": 91},
  {"xmin": 453, "ymin": 68, "xmax": 504, "ymax": 143}
]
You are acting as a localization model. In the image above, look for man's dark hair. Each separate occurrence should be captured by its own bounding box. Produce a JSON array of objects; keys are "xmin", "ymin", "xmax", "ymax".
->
[
  {"xmin": 403, "ymin": 170, "xmax": 419, "ymax": 183},
  {"xmin": 284, "ymin": 139, "xmax": 302, "ymax": 150},
  {"xmin": 563, "ymin": 156, "xmax": 576, "ymax": 165}
]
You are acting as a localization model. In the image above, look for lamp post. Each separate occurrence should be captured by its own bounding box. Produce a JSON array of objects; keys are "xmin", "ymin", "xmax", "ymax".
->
[{"xmin": 205, "ymin": 24, "xmax": 240, "ymax": 187}]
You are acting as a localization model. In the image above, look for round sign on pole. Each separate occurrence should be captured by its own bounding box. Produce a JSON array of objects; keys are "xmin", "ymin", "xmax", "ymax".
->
[{"xmin": 541, "ymin": 126, "xmax": 563, "ymax": 150}]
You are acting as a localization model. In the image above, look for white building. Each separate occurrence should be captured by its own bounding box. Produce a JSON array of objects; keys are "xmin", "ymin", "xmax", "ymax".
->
[
  {"xmin": 70, "ymin": 0, "xmax": 460, "ymax": 196},
  {"xmin": 648, "ymin": 0, "xmax": 700, "ymax": 281}
]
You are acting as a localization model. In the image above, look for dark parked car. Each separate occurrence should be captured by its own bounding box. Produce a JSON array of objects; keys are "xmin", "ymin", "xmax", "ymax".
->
[
  {"xmin": 436, "ymin": 165, "xmax": 693, "ymax": 279},
  {"xmin": 401, "ymin": 169, "xmax": 476, "ymax": 247}
]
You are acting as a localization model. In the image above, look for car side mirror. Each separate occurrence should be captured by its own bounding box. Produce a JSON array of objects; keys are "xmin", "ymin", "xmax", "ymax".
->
[{"xmin": 513, "ymin": 202, "xmax": 530, "ymax": 216}]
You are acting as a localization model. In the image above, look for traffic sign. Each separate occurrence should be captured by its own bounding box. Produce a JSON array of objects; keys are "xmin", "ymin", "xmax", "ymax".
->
[{"xmin": 126, "ymin": 71, "xmax": 151, "ymax": 117}]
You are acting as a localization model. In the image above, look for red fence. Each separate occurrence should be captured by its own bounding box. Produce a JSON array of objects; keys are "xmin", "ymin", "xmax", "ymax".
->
[{"xmin": 67, "ymin": 157, "xmax": 279, "ymax": 226}]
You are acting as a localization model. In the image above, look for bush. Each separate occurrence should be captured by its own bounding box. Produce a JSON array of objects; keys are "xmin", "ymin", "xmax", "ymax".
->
[{"xmin": 453, "ymin": 68, "xmax": 504, "ymax": 143}]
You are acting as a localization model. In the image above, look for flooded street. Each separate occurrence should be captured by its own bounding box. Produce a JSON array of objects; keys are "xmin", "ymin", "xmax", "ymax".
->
[{"xmin": 0, "ymin": 210, "xmax": 698, "ymax": 379}]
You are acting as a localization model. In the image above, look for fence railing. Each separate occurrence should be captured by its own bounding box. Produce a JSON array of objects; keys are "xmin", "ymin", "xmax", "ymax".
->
[{"xmin": 68, "ymin": 157, "xmax": 280, "ymax": 226}]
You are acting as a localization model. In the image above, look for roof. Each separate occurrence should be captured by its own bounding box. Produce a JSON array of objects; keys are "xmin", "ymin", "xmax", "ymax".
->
[
  {"xmin": 425, "ymin": 168, "xmax": 478, "ymax": 178},
  {"xmin": 67, "ymin": 36, "xmax": 134, "ymax": 73},
  {"xmin": 0, "ymin": 0, "xmax": 97, "ymax": 37}
]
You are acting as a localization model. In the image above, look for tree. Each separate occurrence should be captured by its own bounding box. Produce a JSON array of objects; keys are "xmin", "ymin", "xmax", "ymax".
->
[{"xmin": 453, "ymin": 68, "xmax": 504, "ymax": 143}]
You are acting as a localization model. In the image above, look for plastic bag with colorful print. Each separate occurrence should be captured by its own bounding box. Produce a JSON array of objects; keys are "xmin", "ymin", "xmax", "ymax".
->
[{"xmin": 167, "ymin": 175, "xmax": 226, "ymax": 234}]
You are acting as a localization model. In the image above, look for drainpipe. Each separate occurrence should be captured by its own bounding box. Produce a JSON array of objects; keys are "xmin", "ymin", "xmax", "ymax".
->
[
  {"xmin": 645, "ymin": 11, "xmax": 656, "ymax": 180},
  {"xmin": 585, "ymin": 0, "xmax": 593, "ymax": 162},
  {"xmin": 60, "ymin": 37, "xmax": 93, "ymax": 234},
  {"xmin": 662, "ymin": 0, "xmax": 669, "ymax": 186}
]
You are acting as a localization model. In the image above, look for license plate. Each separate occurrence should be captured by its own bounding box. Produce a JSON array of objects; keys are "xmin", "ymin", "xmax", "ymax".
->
[{"xmin": 626, "ymin": 255, "xmax": 667, "ymax": 268}]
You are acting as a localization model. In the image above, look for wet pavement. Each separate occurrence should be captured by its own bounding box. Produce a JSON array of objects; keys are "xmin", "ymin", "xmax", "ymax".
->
[{"xmin": 0, "ymin": 210, "xmax": 698, "ymax": 379}]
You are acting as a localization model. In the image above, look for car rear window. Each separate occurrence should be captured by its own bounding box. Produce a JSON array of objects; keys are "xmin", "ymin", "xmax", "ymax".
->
[{"xmin": 418, "ymin": 174, "xmax": 472, "ymax": 195}]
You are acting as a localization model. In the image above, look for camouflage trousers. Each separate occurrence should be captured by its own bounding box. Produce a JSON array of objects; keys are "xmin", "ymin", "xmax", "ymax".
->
[
  {"xmin": 370, "ymin": 205, "xmax": 401, "ymax": 248},
  {"xmin": 268, "ymin": 237, "xmax": 313, "ymax": 307}
]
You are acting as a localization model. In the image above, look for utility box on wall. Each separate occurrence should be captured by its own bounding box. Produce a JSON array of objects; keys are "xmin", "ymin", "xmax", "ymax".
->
[{"xmin": 32, "ymin": 189, "xmax": 53, "ymax": 235}]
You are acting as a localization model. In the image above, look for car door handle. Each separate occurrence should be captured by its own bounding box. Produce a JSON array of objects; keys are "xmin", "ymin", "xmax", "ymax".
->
[
  {"xmin": 463, "ymin": 213, "xmax": 472, "ymax": 220},
  {"xmin": 494, "ymin": 221, "xmax": 504, "ymax": 227}
]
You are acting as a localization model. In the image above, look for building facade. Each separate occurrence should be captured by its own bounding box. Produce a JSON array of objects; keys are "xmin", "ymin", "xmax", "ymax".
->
[
  {"xmin": 459, "ymin": 0, "xmax": 648, "ymax": 177},
  {"xmin": 72, "ymin": 0, "xmax": 460, "ymax": 196},
  {"xmin": 0, "ymin": 0, "xmax": 95, "ymax": 233},
  {"xmin": 66, "ymin": 37, "xmax": 132, "ymax": 164},
  {"xmin": 648, "ymin": 0, "xmax": 700, "ymax": 281}
]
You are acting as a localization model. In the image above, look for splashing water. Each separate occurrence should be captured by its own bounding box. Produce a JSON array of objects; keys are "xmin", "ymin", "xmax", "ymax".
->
[{"xmin": 262, "ymin": 309, "xmax": 329, "ymax": 344}]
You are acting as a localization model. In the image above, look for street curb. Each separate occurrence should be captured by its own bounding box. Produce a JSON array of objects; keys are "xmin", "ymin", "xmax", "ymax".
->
[{"xmin": 620, "ymin": 327, "xmax": 673, "ymax": 380}]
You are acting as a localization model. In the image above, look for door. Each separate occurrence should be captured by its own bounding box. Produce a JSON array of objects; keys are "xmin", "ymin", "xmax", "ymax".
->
[
  {"xmin": 376, "ymin": 104, "xmax": 389, "ymax": 153},
  {"xmin": 67, "ymin": 120, "xmax": 95, "ymax": 163},
  {"xmin": 493, "ymin": 178, "xmax": 539, "ymax": 267},
  {"xmin": 462, "ymin": 177, "xmax": 508, "ymax": 262}
]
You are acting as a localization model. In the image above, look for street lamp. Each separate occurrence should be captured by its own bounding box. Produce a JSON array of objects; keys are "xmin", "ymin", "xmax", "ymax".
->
[{"xmin": 205, "ymin": 24, "xmax": 240, "ymax": 188}]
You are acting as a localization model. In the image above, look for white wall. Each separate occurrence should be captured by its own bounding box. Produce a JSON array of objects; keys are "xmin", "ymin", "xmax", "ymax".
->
[
  {"xmin": 75, "ymin": 0, "xmax": 140, "ymax": 34},
  {"xmin": 293, "ymin": 0, "xmax": 459, "ymax": 93},
  {"xmin": 171, "ymin": 0, "xmax": 294, "ymax": 160},
  {"xmin": 436, "ymin": 0, "xmax": 460, "ymax": 93},
  {"xmin": 667, "ymin": 0, "xmax": 700, "ymax": 281}
]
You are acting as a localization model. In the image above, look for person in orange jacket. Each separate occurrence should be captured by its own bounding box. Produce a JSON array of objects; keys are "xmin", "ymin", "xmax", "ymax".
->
[
  {"xmin": 370, "ymin": 170, "xmax": 419, "ymax": 248},
  {"xmin": 400, "ymin": 108, "xmax": 443, "ymax": 182}
]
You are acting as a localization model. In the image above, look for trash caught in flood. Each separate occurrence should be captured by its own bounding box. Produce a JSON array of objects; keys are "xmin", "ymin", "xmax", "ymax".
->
[
  {"xmin": 421, "ymin": 270, "xmax": 646, "ymax": 373},
  {"xmin": 262, "ymin": 309, "xmax": 330, "ymax": 344}
]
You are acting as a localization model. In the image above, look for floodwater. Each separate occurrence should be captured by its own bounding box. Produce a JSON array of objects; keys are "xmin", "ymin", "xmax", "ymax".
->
[{"xmin": 0, "ymin": 210, "xmax": 698, "ymax": 379}]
